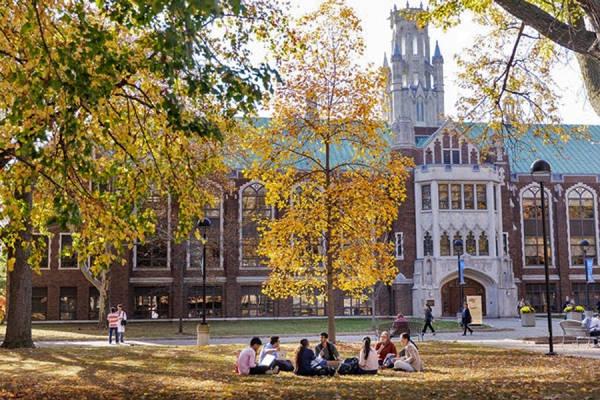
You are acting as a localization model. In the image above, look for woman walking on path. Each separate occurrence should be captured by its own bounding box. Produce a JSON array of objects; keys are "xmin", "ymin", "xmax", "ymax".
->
[
  {"xmin": 117, "ymin": 304, "xmax": 127, "ymax": 343},
  {"xmin": 422, "ymin": 305, "xmax": 435, "ymax": 335},
  {"xmin": 461, "ymin": 302, "xmax": 473, "ymax": 335}
]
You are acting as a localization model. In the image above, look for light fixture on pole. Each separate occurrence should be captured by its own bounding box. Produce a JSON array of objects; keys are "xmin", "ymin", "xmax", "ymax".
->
[
  {"xmin": 453, "ymin": 239, "xmax": 464, "ymax": 308},
  {"xmin": 197, "ymin": 217, "xmax": 212, "ymax": 325},
  {"xmin": 581, "ymin": 239, "xmax": 590, "ymax": 311},
  {"xmin": 530, "ymin": 159, "xmax": 555, "ymax": 356}
]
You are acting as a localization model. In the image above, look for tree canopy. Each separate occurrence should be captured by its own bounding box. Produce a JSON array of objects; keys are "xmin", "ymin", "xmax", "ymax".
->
[
  {"xmin": 244, "ymin": 0, "xmax": 413, "ymax": 341},
  {"xmin": 0, "ymin": 0, "xmax": 288, "ymax": 348}
]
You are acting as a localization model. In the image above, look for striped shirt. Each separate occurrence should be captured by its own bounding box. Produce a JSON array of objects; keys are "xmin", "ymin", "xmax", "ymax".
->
[{"xmin": 107, "ymin": 312, "xmax": 119, "ymax": 328}]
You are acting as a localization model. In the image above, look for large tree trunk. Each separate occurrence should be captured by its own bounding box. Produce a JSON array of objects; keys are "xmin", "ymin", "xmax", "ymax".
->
[
  {"xmin": 1, "ymin": 189, "xmax": 34, "ymax": 349},
  {"xmin": 576, "ymin": 53, "xmax": 600, "ymax": 117},
  {"xmin": 81, "ymin": 263, "xmax": 110, "ymax": 328}
]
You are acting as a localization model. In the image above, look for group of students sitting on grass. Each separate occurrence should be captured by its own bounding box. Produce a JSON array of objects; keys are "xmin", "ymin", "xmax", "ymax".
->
[{"xmin": 235, "ymin": 330, "xmax": 422, "ymax": 376}]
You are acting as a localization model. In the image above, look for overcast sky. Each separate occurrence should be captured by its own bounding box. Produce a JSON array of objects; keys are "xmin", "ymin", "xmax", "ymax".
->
[{"xmin": 290, "ymin": 0, "xmax": 600, "ymax": 125}]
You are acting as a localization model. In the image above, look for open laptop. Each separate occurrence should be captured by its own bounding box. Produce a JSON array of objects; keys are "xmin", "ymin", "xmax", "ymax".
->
[{"xmin": 259, "ymin": 354, "xmax": 276, "ymax": 366}]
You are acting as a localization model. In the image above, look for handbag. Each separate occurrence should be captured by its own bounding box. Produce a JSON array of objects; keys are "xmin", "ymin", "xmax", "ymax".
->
[{"xmin": 121, "ymin": 319, "xmax": 127, "ymax": 326}]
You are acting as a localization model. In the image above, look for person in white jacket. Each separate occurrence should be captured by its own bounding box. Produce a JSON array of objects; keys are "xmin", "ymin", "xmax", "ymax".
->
[
  {"xmin": 116, "ymin": 304, "xmax": 127, "ymax": 343},
  {"xmin": 588, "ymin": 314, "xmax": 600, "ymax": 347}
]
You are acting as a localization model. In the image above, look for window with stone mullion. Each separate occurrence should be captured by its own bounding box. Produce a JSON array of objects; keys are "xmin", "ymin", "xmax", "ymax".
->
[{"xmin": 568, "ymin": 188, "xmax": 596, "ymax": 266}]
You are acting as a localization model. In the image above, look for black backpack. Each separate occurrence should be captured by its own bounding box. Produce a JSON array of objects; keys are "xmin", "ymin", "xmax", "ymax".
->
[
  {"xmin": 315, "ymin": 365, "xmax": 336, "ymax": 376},
  {"xmin": 337, "ymin": 357, "xmax": 359, "ymax": 375}
]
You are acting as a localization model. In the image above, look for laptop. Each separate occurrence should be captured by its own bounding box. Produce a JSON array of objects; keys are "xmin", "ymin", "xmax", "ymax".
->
[{"xmin": 259, "ymin": 354, "xmax": 276, "ymax": 366}]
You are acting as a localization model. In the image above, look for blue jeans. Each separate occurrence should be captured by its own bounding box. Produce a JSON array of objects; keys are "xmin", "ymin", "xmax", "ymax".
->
[{"xmin": 109, "ymin": 327, "xmax": 118, "ymax": 343}]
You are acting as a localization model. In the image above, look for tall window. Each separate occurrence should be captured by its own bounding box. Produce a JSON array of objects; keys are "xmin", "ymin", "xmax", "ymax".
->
[
  {"xmin": 443, "ymin": 149, "xmax": 460, "ymax": 164},
  {"xmin": 568, "ymin": 187, "xmax": 597, "ymax": 265},
  {"xmin": 134, "ymin": 287, "xmax": 169, "ymax": 319},
  {"xmin": 451, "ymin": 184, "xmax": 462, "ymax": 209},
  {"xmin": 89, "ymin": 287, "xmax": 100, "ymax": 320},
  {"xmin": 32, "ymin": 287, "xmax": 48, "ymax": 321},
  {"xmin": 423, "ymin": 232, "xmax": 433, "ymax": 256},
  {"xmin": 439, "ymin": 184, "xmax": 449, "ymax": 209},
  {"xmin": 395, "ymin": 232, "xmax": 404, "ymax": 260},
  {"xmin": 190, "ymin": 204, "xmax": 221, "ymax": 270},
  {"xmin": 440, "ymin": 232, "xmax": 451, "ymax": 256},
  {"xmin": 241, "ymin": 286, "xmax": 273, "ymax": 317},
  {"xmin": 343, "ymin": 295, "xmax": 372, "ymax": 316},
  {"xmin": 293, "ymin": 294, "xmax": 325, "ymax": 316},
  {"xmin": 525, "ymin": 283, "xmax": 557, "ymax": 313},
  {"xmin": 135, "ymin": 194, "xmax": 168, "ymax": 269},
  {"xmin": 466, "ymin": 231, "xmax": 476, "ymax": 255},
  {"xmin": 59, "ymin": 234, "xmax": 78, "ymax": 269},
  {"xmin": 241, "ymin": 183, "xmax": 270, "ymax": 268},
  {"xmin": 453, "ymin": 232, "xmax": 463, "ymax": 256},
  {"xmin": 479, "ymin": 232, "xmax": 489, "ymax": 256},
  {"xmin": 464, "ymin": 184, "xmax": 474, "ymax": 210},
  {"xmin": 522, "ymin": 187, "xmax": 551, "ymax": 266},
  {"xmin": 188, "ymin": 286, "xmax": 222, "ymax": 318},
  {"xmin": 477, "ymin": 184, "xmax": 487, "ymax": 209},
  {"xmin": 421, "ymin": 184, "xmax": 431, "ymax": 210},
  {"xmin": 59, "ymin": 287, "xmax": 77, "ymax": 320}
]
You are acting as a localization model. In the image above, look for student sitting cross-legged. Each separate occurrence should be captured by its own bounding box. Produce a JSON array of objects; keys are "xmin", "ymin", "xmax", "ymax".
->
[
  {"xmin": 258, "ymin": 336, "xmax": 295, "ymax": 372},
  {"xmin": 236, "ymin": 337, "xmax": 279, "ymax": 375},
  {"xmin": 294, "ymin": 338, "xmax": 328, "ymax": 376},
  {"xmin": 392, "ymin": 332, "xmax": 423, "ymax": 372}
]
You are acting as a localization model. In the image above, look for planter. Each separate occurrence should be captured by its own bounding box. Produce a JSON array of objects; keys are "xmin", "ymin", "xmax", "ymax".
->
[
  {"xmin": 566, "ymin": 311, "xmax": 582, "ymax": 321},
  {"xmin": 196, "ymin": 324, "xmax": 210, "ymax": 346},
  {"xmin": 520, "ymin": 312, "xmax": 536, "ymax": 327}
]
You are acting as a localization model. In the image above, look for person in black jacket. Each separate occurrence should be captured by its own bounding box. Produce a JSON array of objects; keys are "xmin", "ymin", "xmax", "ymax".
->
[
  {"xmin": 422, "ymin": 305, "xmax": 435, "ymax": 336},
  {"xmin": 294, "ymin": 338, "xmax": 326, "ymax": 376},
  {"xmin": 461, "ymin": 302, "xmax": 473, "ymax": 335}
]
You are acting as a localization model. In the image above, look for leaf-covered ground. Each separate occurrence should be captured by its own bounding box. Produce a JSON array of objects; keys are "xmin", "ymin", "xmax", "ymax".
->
[{"xmin": 1, "ymin": 341, "xmax": 598, "ymax": 399}]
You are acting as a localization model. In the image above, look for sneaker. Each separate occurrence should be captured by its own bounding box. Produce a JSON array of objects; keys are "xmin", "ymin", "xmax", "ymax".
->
[
  {"xmin": 594, "ymin": 344, "xmax": 599, "ymax": 348},
  {"xmin": 432, "ymin": 333, "xmax": 436, "ymax": 336},
  {"xmin": 266, "ymin": 366, "xmax": 280, "ymax": 375}
]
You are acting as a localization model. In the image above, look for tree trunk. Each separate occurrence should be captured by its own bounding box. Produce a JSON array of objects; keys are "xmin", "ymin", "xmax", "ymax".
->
[
  {"xmin": 576, "ymin": 53, "xmax": 600, "ymax": 117},
  {"xmin": 1, "ymin": 189, "xmax": 35, "ymax": 349},
  {"xmin": 80, "ymin": 261, "xmax": 110, "ymax": 328}
]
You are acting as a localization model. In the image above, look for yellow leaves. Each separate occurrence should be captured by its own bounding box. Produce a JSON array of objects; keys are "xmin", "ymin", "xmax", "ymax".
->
[{"xmin": 7, "ymin": 257, "xmax": 16, "ymax": 272}]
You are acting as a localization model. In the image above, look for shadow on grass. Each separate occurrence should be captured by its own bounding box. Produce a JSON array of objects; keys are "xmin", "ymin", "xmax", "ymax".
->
[{"xmin": 1, "ymin": 342, "xmax": 599, "ymax": 399}]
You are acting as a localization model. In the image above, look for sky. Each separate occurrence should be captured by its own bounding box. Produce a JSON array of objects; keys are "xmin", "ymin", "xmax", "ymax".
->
[{"xmin": 289, "ymin": 0, "xmax": 600, "ymax": 125}]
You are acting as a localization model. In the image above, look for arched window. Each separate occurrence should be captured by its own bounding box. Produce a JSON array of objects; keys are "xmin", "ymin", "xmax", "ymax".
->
[
  {"xmin": 423, "ymin": 231, "xmax": 433, "ymax": 256},
  {"xmin": 479, "ymin": 232, "xmax": 489, "ymax": 256},
  {"xmin": 522, "ymin": 187, "xmax": 551, "ymax": 266},
  {"xmin": 568, "ymin": 187, "xmax": 597, "ymax": 265},
  {"xmin": 452, "ymin": 232, "xmax": 463, "ymax": 256},
  {"xmin": 241, "ymin": 183, "xmax": 270, "ymax": 267},
  {"xmin": 440, "ymin": 231, "xmax": 451, "ymax": 256},
  {"xmin": 466, "ymin": 231, "xmax": 476, "ymax": 255}
]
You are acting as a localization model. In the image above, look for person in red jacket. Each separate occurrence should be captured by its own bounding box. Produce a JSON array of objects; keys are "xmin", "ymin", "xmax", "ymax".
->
[
  {"xmin": 375, "ymin": 331, "xmax": 397, "ymax": 368},
  {"xmin": 107, "ymin": 307, "xmax": 119, "ymax": 344}
]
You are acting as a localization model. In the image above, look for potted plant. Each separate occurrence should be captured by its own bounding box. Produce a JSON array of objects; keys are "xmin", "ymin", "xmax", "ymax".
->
[
  {"xmin": 564, "ymin": 305, "xmax": 585, "ymax": 321},
  {"xmin": 520, "ymin": 305, "xmax": 536, "ymax": 327}
]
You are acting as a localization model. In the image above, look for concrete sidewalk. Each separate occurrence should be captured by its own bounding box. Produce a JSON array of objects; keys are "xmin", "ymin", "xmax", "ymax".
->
[{"xmin": 34, "ymin": 317, "xmax": 600, "ymax": 359}]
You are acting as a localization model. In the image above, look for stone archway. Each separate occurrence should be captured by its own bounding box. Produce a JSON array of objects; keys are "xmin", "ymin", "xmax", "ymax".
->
[{"xmin": 441, "ymin": 278, "xmax": 487, "ymax": 316}]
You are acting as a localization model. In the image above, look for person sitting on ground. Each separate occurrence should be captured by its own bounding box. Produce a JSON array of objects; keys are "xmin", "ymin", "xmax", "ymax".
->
[
  {"xmin": 375, "ymin": 331, "xmax": 397, "ymax": 368},
  {"xmin": 588, "ymin": 314, "xmax": 600, "ymax": 348},
  {"xmin": 258, "ymin": 336, "xmax": 294, "ymax": 372},
  {"xmin": 236, "ymin": 336, "xmax": 279, "ymax": 375},
  {"xmin": 314, "ymin": 332, "xmax": 342, "ymax": 369},
  {"xmin": 391, "ymin": 313, "xmax": 410, "ymax": 337},
  {"xmin": 354, "ymin": 336, "xmax": 378, "ymax": 375},
  {"xmin": 295, "ymin": 338, "xmax": 327, "ymax": 376},
  {"xmin": 392, "ymin": 332, "xmax": 423, "ymax": 372}
]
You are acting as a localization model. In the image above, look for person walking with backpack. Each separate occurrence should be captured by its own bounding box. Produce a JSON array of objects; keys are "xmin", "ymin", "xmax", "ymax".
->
[
  {"xmin": 107, "ymin": 307, "xmax": 119, "ymax": 344},
  {"xmin": 116, "ymin": 304, "xmax": 127, "ymax": 344}
]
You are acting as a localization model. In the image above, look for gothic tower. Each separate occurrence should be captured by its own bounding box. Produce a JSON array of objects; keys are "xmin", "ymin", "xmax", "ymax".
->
[{"xmin": 386, "ymin": 3, "xmax": 445, "ymax": 150}]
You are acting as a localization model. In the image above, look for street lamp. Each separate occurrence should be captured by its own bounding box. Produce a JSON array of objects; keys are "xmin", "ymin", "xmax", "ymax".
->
[
  {"xmin": 197, "ymin": 218, "xmax": 212, "ymax": 325},
  {"xmin": 454, "ymin": 239, "xmax": 464, "ymax": 309},
  {"xmin": 581, "ymin": 239, "xmax": 590, "ymax": 311},
  {"xmin": 530, "ymin": 159, "xmax": 555, "ymax": 356}
]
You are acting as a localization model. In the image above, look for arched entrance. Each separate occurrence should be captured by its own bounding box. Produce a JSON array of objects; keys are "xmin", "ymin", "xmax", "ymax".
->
[{"xmin": 441, "ymin": 278, "xmax": 486, "ymax": 316}]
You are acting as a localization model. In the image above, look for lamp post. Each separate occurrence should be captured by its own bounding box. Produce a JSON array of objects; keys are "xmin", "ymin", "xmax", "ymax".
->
[
  {"xmin": 581, "ymin": 239, "xmax": 590, "ymax": 311},
  {"xmin": 454, "ymin": 239, "xmax": 464, "ymax": 310},
  {"xmin": 530, "ymin": 159, "xmax": 555, "ymax": 356},
  {"xmin": 197, "ymin": 218, "xmax": 212, "ymax": 325}
]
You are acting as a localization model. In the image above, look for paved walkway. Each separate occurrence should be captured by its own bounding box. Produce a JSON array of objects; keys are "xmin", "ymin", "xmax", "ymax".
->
[{"xmin": 34, "ymin": 317, "xmax": 600, "ymax": 359}]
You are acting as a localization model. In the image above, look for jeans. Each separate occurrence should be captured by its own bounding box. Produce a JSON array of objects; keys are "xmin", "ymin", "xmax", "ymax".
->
[
  {"xmin": 118, "ymin": 331, "xmax": 124, "ymax": 342},
  {"xmin": 109, "ymin": 327, "xmax": 118, "ymax": 343}
]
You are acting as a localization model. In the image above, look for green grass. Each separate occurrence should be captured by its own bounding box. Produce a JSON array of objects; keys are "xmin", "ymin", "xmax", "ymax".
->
[
  {"xmin": 1, "ymin": 341, "xmax": 598, "ymax": 399},
  {"xmin": 0, "ymin": 318, "xmax": 469, "ymax": 341}
]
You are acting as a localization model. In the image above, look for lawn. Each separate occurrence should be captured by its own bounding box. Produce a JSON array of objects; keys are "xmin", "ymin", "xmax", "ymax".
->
[
  {"xmin": 1, "ymin": 341, "xmax": 597, "ymax": 399},
  {"xmin": 0, "ymin": 318, "xmax": 467, "ymax": 341}
]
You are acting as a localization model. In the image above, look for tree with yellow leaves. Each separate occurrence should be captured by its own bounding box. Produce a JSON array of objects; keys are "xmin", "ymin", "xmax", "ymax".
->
[
  {"xmin": 0, "ymin": 0, "xmax": 288, "ymax": 348},
  {"xmin": 245, "ymin": 0, "xmax": 413, "ymax": 341}
]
